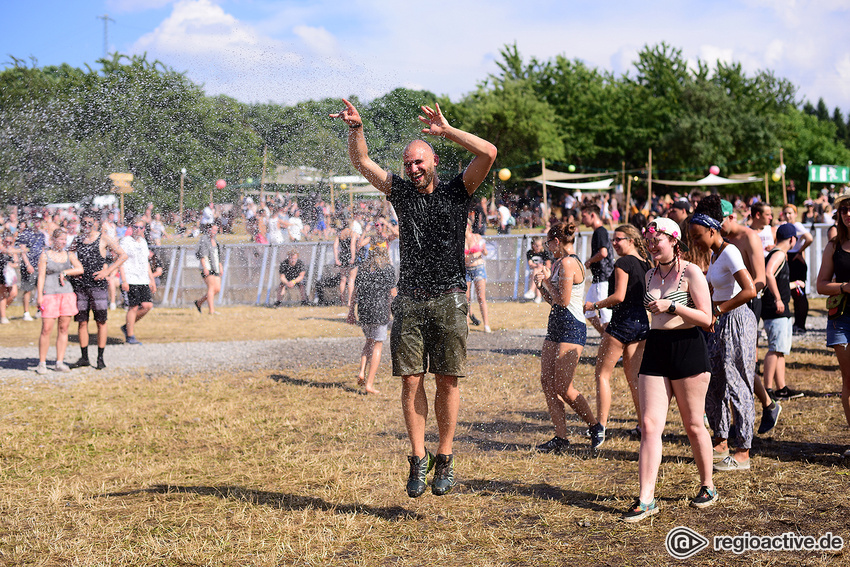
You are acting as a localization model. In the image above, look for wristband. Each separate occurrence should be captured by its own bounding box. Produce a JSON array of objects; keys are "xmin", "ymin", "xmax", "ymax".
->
[{"xmin": 349, "ymin": 123, "xmax": 362, "ymax": 129}]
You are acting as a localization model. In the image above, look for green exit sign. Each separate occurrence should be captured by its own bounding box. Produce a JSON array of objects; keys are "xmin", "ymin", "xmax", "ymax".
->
[{"xmin": 809, "ymin": 165, "xmax": 849, "ymax": 183}]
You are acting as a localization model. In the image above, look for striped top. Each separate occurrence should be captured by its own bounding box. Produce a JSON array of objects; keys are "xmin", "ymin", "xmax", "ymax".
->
[{"xmin": 643, "ymin": 261, "xmax": 696, "ymax": 310}]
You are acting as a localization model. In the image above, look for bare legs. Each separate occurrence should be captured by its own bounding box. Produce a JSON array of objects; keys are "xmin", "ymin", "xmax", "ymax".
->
[
  {"xmin": 465, "ymin": 277, "xmax": 490, "ymax": 329},
  {"xmin": 196, "ymin": 275, "xmax": 221, "ymax": 314},
  {"xmin": 38, "ymin": 315, "xmax": 72, "ymax": 364},
  {"xmin": 595, "ymin": 333, "xmax": 644, "ymax": 428},
  {"xmin": 762, "ymin": 351, "xmax": 787, "ymax": 390},
  {"xmin": 0, "ymin": 284, "xmax": 17, "ymax": 320},
  {"xmin": 125, "ymin": 302, "xmax": 152, "ymax": 337},
  {"xmin": 402, "ymin": 373, "xmax": 458, "ymax": 457},
  {"xmin": 356, "ymin": 338, "xmax": 383, "ymax": 394},
  {"xmin": 835, "ymin": 344, "xmax": 850, "ymax": 429},
  {"xmin": 638, "ymin": 372, "xmax": 714, "ymax": 504},
  {"xmin": 540, "ymin": 340, "xmax": 596, "ymax": 439}
]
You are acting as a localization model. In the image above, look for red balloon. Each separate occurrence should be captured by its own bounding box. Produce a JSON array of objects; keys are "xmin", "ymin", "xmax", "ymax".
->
[
  {"xmin": 709, "ymin": 165, "xmax": 720, "ymax": 176},
  {"xmin": 215, "ymin": 179, "xmax": 226, "ymax": 190}
]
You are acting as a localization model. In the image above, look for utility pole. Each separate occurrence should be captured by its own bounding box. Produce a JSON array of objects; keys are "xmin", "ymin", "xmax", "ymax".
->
[{"xmin": 98, "ymin": 14, "xmax": 115, "ymax": 58}]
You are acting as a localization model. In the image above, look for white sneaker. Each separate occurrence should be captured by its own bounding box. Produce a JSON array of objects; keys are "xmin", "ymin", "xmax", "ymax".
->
[
  {"xmin": 0, "ymin": 317, "xmax": 9, "ymax": 324},
  {"xmin": 35, "ymin": 362, "xmax": 48, "ymax": 375},
  {"xmin": 109, "ymin": 302, "xmax": 116, "ymax": 310},
  {"xmin": 54, "ymin": 362, "xmax": 71, "ymax": 372},
  {"xmin": 534, "ymin": 296, "xmax": 543, "ymax": 304},
  {"xmin": 484, "ymin": 325, "xmax": 492, "ymax": 333},
  {"xmin": 22, "ymin": 312, "xmax": 33, "ymax": 321},
  {"xmin": 523, "ymin": 289, "xmax": 536, "ymax": 300}
]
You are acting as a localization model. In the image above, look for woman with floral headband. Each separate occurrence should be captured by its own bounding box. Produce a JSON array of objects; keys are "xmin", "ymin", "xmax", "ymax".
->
[{"xmin": 622, "ymin": 217, "xmax": 716, "ymax": 522}]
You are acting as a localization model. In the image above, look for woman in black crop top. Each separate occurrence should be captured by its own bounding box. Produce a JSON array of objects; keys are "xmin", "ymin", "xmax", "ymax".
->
[
  {"xmin": 582, "ymin": 224, "xmax": 651, "ymax": 448},
  {"xmin": 816, "ymin": 191, "xmax": 850, "ymax": 454}
]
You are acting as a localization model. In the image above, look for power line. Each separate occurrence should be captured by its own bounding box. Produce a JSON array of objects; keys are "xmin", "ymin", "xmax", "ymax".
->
[{"xmin": 97, "ymin": 14, "xmax": 115, "ymax": 59}]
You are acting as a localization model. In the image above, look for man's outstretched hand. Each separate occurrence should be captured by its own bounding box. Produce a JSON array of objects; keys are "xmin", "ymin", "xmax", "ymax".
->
[
  {"xmin": 329, "ymin": 98, "xmax": 362, "ymax": 128},
  {"xmin": 419, "ymin": 103, "xmax": 451, "ymax": 137}
]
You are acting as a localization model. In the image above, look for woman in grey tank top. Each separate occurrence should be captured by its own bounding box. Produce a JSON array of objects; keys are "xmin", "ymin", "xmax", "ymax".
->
[{"xmin": 35, "ymin": 228, "xmax": 84, "ymax": 374}]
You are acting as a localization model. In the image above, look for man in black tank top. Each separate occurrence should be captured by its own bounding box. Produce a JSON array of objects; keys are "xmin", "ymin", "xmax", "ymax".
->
[{"xmin": 69, "ymin": 212, "xmax": 127, "ymax": 369}]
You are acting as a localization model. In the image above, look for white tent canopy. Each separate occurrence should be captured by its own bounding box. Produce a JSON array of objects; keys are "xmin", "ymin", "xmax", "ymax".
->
[
  {"xmin": 524, "ymin": 166, "xmax": 617, "ymax": 182},
  {"xmin": 534, "ymin": 178, "xmax": 614, "ymax": 191},
  {"xmin": 651, "ymin": 173, "xmax": 761, "ymax": 187}
]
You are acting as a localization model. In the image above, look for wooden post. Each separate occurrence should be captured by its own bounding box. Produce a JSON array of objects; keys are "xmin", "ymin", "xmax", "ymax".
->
[
  {"xmin": 780, "ymin": 147, "xmax": 787, "ymax": 205},
  {"xmin": 260, "ymin": 145, "xmax": 268, "ymax": 205},
  {"xmin": 647, "ymin": 148, "xmax": 653, "ymax": 209},
  {"xmin": 541, "ymin": 157, "xmax": 548, "ymax": 214},
  {"xmin": 621, "ymin": 160, "xmax": 626, "ymax": 217},
  {"xmin": 626, "ymin": 175, "xmax": 632, "ymax": 218},
  {"xmin": 807, "ymin": 162, "xmax": 812, "ymax": 201},
  {"xmin": 179, "ymin": 170, "xmax": 185, "ymax": 223},
  {"xmin": 764, "ymin": 173, "xmax": 769, "ymax": 203}
]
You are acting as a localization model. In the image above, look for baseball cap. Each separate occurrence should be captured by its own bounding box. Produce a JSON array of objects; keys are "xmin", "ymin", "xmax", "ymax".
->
[
  {"xmin": 721, "ymin": 200, "xmax": 734, "ymax": 217},
  {"xmin": 646, "ymin": 217, "xmax": 689, "ymax": 252},
  {"xmin": 776, "ymin": 223, "xmax": 797, "ymax": 242}
]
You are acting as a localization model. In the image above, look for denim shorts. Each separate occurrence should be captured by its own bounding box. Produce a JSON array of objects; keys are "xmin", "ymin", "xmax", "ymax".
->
[
  {"xmin": 465, "ymin": 264, "xmax": 487, "ymax": 282},
  {"xmin": 545, "ymin": 304, "xmax": 587, "ymax": 346},
  {"xmin": 605, "ymin": 308, "xmax": 650, "ymax": 344},
  {"xmin": 763, "ymin": 316, "xmax": 792, "ymax": 354},
  {"xmin": 827, "ymin": 314, "xmax": 850, "ymax": 347}
]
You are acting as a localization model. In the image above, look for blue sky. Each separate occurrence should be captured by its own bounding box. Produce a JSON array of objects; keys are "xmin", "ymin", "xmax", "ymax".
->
[{"xmin": 3, "ymin": 0, "xmax": 850, "ymax": 112}]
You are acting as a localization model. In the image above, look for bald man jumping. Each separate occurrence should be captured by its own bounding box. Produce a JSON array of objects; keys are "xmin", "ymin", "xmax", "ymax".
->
[{"xmin": 331, "ymin": 99, "xmax": 497, "ymax": 497}]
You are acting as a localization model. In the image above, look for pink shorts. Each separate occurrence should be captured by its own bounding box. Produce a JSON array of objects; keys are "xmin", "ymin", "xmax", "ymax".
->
[{"xmin": 40, "ymin": 293, "xmax": 79, "ymax": 319}]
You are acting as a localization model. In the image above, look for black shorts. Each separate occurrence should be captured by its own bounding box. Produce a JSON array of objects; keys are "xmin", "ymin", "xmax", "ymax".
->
[
  {"xmin": 19, "ymin": 268, "xmax": 37, "ymax": 293},
  {"xmin": 639, "ymin": 327, "xmax": 711, "ymax": 380},
  {"xmin": 545, "ymin": 304, "xmax": 587, "ymax": 345},
  {"xmin": 126, "ymin": 284, "xmax": 152, "ymax": 307},
  {"xmin": 74, "ymin": 287, "xmax": 109, "ymax": 323}
]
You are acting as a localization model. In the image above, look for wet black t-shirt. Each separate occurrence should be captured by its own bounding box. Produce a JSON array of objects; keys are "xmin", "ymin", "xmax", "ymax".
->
[
  {"xmin": 590, "ymin": 226, "xmax": 615, "ymax": 283},
  {"xmin": 279, "ymin": 259, "xmax": 305, "ymax": 282},
  {"xmin": 355, "ymin": 265, "xmax": 396, "ymax": 325},
  {"xmin": 388, "ymin": 173, "xmax": 470, "ymax": 296},
  {"xmin": 607, "ymin": 255, "xmax": 651, "ymax": 315}
]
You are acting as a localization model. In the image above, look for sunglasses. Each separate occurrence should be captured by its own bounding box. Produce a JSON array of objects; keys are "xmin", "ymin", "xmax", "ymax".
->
[
  {"xmin": 133, "ymin": 225, "xmax": 145, "ymax": 229},
  {"xmin": 611, "ymin": 236, "xmax": 629, "ymax": 243}
]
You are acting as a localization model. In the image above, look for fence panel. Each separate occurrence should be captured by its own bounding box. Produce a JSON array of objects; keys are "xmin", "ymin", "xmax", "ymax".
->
[{"xmin": 151, "ymin": 224, "xmax": 833, "ymax": 307}]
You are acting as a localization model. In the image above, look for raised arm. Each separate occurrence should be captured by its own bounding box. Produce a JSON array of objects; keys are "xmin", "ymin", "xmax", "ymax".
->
[
  {"xmin": 419, "ymin": 103, "xmax": 497, "ymax": 195},
  {"xmin": 330, "ymin": 99, "xmax": 392, "ymax": 195}
]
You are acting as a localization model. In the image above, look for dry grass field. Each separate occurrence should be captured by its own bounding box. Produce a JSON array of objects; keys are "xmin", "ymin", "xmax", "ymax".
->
[{"xmin": 0, "ymin": 300, "xmax": 848, "ymax": 566}]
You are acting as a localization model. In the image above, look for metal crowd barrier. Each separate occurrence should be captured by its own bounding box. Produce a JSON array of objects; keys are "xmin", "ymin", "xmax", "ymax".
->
[{"xmin": 151, "ymin": 224, "xmax": 834, "ymax": 307}]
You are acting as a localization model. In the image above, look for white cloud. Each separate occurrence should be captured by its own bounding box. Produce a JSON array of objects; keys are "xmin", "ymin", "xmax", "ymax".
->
[
  {"xmin": 292, "ymin": 25, "xmax": 338, "ymax": 57},
  {"xmin": 123, "ymin": 0, "xmax": 850, "ymax": 112}
]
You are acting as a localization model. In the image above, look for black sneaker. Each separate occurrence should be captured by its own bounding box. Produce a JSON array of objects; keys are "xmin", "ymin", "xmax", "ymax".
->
[
  {"xmin": 773, "ymin": 386, "xmax": 804, "ymax": 400},
  {"xmin": 406, "ymin": 451, "xmax": 434, "ymax": 498},
  {"xmin": 621, "ymin": 498, "xmax": 659, "ymax": 523},
  {"xmin": 792, "ymin": 326, "xmax": 807, "ymax": 336},
  {"xmin": 628, "ymin": 426, "xmax": 642, "ymax": 440},
  {"xmin": 96, "ymin": 359, "xmax": 106, "ymax": 370},
  {"xmin": 536, "ymin": 436, "xmax": 570, "ymax": 454},
  {"xmin": 120, "ymin": 324, "xmax": 128, "ymax": 340},
  {"xmin": 71, "ymin": 357, "xmax": 91, "ymax": 368},
  {"xmin": 690, "ymin": 486, "xmax": 719, "ymax": 509},
  {"xmin": 589, "ymin": 423, "xmax": 605, "ymax": 450},
  {"xmin": 469, "ymin": 313, "xmax": 481, "ymax": 326},
  {"xmin": 757, "ymin": 402, "xmax": 782, "ymax": 434},
  {"xmin": 431, "ymin": 453, "xmax": 455, "ymax": 496}
]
